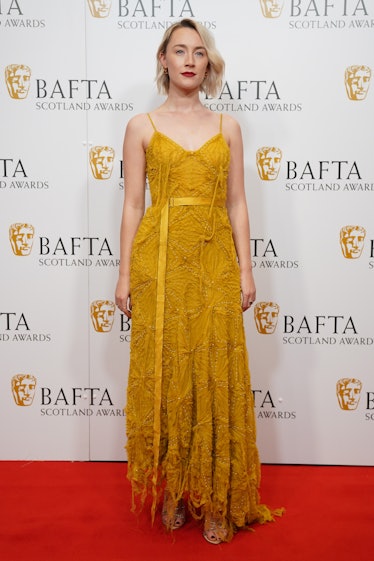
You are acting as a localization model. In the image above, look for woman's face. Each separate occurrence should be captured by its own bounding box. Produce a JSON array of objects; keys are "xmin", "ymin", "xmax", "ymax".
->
[{"xmin": 160, "ymin": 27, "xmax": 209, "ymax": 92}]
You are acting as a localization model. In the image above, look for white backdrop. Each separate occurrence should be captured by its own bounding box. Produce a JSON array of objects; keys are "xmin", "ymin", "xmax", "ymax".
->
[{"xmin": 0, "ymin": 0, "xmax": 373, "ymax": 465}]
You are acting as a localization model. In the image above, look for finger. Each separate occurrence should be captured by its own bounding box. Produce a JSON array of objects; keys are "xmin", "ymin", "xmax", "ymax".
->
[
  {"xmin": 116, "ymin": 300, "xmax": 131, "ymax": 317},
  {"xmin": 242, "ymin": 296, "xmax": 255, "ymax": 311},
  {"xmin": 117, "ymin": 306, "xmax": 131, "ymax": 318}
]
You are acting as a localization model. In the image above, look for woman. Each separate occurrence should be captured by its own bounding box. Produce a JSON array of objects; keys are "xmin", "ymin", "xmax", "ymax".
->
[{"xmin": 115, "ymin": 18, "xmax": 280, "ymax": 544}]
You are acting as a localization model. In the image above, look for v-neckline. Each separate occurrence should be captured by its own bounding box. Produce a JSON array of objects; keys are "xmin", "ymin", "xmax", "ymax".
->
[{"xmin": 148, "ymin": 130, "xmax": 225, "ymax": 154}]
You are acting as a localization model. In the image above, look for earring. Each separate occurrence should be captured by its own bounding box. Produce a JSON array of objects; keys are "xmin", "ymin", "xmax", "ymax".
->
[{"xmin": 164, "ymin": 67, "xmax": 168, "ymax": 75}]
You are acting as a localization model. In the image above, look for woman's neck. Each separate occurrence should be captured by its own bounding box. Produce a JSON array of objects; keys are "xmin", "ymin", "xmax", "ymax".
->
[{"xmin": 160, "ymin": 86, "xmax": 205, "ymax": 113}]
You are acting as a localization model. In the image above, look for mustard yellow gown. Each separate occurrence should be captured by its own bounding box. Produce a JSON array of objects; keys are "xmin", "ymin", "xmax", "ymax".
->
[{"xmin": 126, "ymin": 113, "xmax": 278, "ymax": 541}]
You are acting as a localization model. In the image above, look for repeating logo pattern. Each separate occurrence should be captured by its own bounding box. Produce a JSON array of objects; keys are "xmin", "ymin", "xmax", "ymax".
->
[
  {"xmin": 259, "ymin": 0, "xmax": 284, "ymax": 18},
  {"xmin": 11, "ymin": 374, "xmax": 37, "ymax": 406},
  {"xmin": 259, "ymin": 0, "xmax": 373, "ymax": 32},
  {"xmin": 2, "ymin": 66, "xmax": 133, "ymax": 112},
  {"xmin": 90, "ymin": 300, "xmax": 115, "ymax": 332},
  {"xmin": 1, "ymin": 0, "xmax": 372, "ymax": 464},
  {"xmin": 336, "ymin": 378, "xmax": 362, "ymax": 410},
  {"xmin": 8, "ymin": 376, "xmax": 125, "ymax": 417},
  {"xmin": 256, "ymin": 147, "xmax": 282, "ymax": 180},
  {"xmin": 89, "ymin": 146, "xmax": 115, "ymax": 179},
  {"xmin": 5, "ymin": 64, "xmax": 31, "ymax": 99},
  {"xmin": 340, "ymin": 225, "xmax": 366, "ymax": 259},
  {"xmin": 87, "ymin": 0, "xmax": 112, "ymax": 18},
  {"xmin": 254, "ymin": 302, "xmax": 280, "ymax": 334},
  {"xmin": 344, "ymin": 65, "xmax": 371, "ymax": 100},
  {"xmin": 9, "ymin": 223, "xmax": 35, "ymax": 256}
]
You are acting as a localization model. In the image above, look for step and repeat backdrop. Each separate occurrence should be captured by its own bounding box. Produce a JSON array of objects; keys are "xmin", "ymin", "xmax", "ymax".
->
[{"xmin": 0, "ymin": 0, "xmax": 373, "ymax": 465}]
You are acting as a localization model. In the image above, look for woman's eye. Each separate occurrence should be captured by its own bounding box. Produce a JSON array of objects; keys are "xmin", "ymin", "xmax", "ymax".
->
[
  {"xmin": 175, "ymin": 49, "xmax": 184, "ymax": 54},
  {"xmin": 195, "ymin": 51, "xmax": 204, "ymax": 57}
]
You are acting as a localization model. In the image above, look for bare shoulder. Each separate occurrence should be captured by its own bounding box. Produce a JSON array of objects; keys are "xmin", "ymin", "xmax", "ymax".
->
[
  {"xmin": 124, "ymin": 113, "xmax": 153, "ymax": 150},
  {"xmin": 125, "ymin": 113, "xmax": 150, "ymax": 134},
  {"xmin": 222, "ymin": 114, "xmax": 242, "ymax": 134},
  {"xmin": 221, "ymin": 114, "xmax": 243, "ymax": 146}
]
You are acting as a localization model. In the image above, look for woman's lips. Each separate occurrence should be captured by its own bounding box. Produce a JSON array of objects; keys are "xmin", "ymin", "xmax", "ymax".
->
[{"xmin": 181, "ymin": 72, "xmax": 196, "ymax": 77}]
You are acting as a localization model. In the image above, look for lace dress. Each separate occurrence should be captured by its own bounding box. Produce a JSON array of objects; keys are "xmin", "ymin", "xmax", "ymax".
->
[{"xmin": 125, "ymin": 113, "xmax": 278, "ymax": 540}]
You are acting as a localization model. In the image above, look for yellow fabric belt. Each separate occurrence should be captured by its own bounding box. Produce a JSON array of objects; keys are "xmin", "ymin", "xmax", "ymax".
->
[
  {"xmin": 169, "ymin": 196, "xmax": 224, "ymax": 207},
  {"xmin": 151, "ymin": 196, "xmax": 225, "ymax": 518}
]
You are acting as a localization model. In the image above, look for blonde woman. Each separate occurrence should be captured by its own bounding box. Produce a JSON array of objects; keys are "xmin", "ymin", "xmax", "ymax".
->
[{"xmin": 115, "ymin": 18, "xmax": 280, "ymax": 544}]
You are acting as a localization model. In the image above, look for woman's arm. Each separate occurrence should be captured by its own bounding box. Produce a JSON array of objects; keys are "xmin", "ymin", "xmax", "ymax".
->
[
  {"xmin": 224, "ymin": 116, "xmax": 256, "ymax": 311},
  {"xmin": 115, "ymin": 115, "xmax": 147, "ymax": 317}
]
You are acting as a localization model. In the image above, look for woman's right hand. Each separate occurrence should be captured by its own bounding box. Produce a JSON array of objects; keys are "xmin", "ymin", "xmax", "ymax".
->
[{"xmin": 115, "ymin": 276, "xmax": 132, "ymax": 318}]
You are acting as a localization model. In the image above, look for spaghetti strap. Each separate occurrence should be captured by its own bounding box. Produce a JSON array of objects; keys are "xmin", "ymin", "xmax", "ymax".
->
[
  {"xmin": 147, "ymin": 113, "xmax": 157, "ymax": 131},
  {"xmin": 219, "ymin": 113, "xmax": 223, "ymax": 133}
]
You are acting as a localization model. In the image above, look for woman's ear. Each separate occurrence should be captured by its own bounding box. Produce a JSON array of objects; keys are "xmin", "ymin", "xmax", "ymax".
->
[{"xmin": 159, "ymin": 51, "xmax": 166, "ymax": 68}]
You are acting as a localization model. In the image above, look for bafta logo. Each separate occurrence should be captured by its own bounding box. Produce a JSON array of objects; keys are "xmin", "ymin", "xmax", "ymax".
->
[
  {"xmin": 9, "ymin": 223, "xmax": 35, "ymax": 256},
  {"xmin": 5, "ymin": 64, "xmax": 31, "ymax": 99},
  {"xmin": 336, "ymin": 378, "xmax": 362, "ymax": 411},
  {"xmin": 91, "ymin": 300, "xmax": 115, "ymax": 332},
  {"xmin": 89, "ymin": 146, "xmax": 115, "ymax": 179},
  {"xmin": 344, "ymin": 65, "xmax": 371, "ymax": 101},
  {"xmin": 87, "ymin": 0, "xmax": 112, "ymax": 18},
  {"xmin": 256, "ymin": 147, "xmax": 282, "ymax": 180},
  {"xmin": 259, "ymin": 0, "xmax": 284, "ymax": 18},
  {"xmin": 254, "ymin": 302, "xmax": 280, "ymax": 334},
  {"xmin": 12, "ymin": 374, "xmax": 37, "ymax": 406},
  {"xmin": 340, "ymin": 225, "xmax": 366, "ymax": 259}
]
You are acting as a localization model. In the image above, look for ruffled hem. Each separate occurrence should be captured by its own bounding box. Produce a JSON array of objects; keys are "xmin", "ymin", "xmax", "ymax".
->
[{"xmin": 126, "ymin": 465, "xmax": 284, "ymax": 542}]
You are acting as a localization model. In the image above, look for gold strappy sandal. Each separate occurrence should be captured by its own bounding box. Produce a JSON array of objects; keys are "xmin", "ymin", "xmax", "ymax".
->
[
  {"xmin": 162, "ymin": 493, "xmax": 186, "ymax": 530},
  {"xmin": 203, "ymin": 515, "xmax": 228, "ymax": 544}
]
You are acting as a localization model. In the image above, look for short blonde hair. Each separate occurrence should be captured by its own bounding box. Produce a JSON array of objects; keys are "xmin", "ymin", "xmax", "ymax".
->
[{"xmin": 156, "ymin": 19, "xmax": 224, "ymax": 98}]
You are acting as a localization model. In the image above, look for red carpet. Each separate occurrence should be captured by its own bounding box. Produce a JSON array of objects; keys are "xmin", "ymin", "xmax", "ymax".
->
[{"xmin": 1, "ymin": 462, "xmax": 372, "ymax": 561}]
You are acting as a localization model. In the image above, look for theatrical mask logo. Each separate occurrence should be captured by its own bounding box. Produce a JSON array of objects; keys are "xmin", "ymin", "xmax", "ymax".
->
[
  {"xmin": 90, "ymin": 300, "xmax": 115, "ymax": 332},
  {"xmin": 254, "ymin": 302, "xmax": 280, "ymax": 334},
  {"xmin": 87, "ymin": 0, "xmax": 112, "ymax": 18},
  {"xmin": 336, "ymin": 378, "xmax": 362, "ymax": 411},
  {"xmin": 340, "ymin": 225, "xmax": 366, "ymax": 259},
  {"xmin": 11, "ymin": 374, "xmax": 37, "ymax": 406},
  {"xmin": 89, "ymin": 146, "xmax": 115, "ymax": 179},
  {"xmin": 5, "ymin": 64, "xmax": 31, "ymax": 99},
  {"xmin": 259, "ymin": 0, "xmax": 284, "ymax": 18},
  {"xmin": 256, "ymin": 147, "xmax": 282, "ymax": 180},
  {"xmin": 345, "ymin": 65, "xmax": 371, "ymax": 101},
  {"xmin": 9, "ymin": 223, "xmax": 35, "ymax": 256}
]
